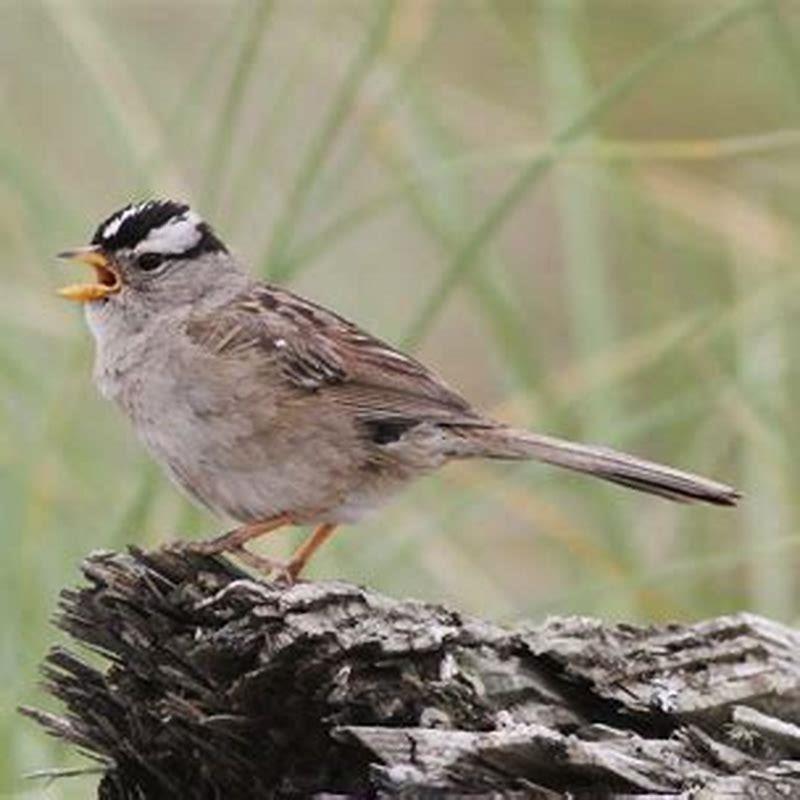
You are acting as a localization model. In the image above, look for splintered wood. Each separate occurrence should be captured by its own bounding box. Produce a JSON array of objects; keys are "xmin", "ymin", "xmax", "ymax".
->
[{"xmin": 21, "ymin": 547, "xmax": 800, "ymax": 798}]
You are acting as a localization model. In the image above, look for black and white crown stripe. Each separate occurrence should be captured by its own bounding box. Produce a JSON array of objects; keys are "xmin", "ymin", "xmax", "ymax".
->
[{"xmin": 91, "ymin": 200, "xmax": 227, "ymax": 259}]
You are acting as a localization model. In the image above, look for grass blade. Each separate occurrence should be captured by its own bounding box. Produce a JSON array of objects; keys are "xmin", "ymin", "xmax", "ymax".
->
[
  {"xmin": 279, "ymin": 128, "xmax": 800, "ymax": 282},
  {"xmin": 141, "ymin": 1, "xmax": 250, "ymax": 191},
  {"xmin": 41, "ymin": 0, "xmax": 188, "ymax": 197},
  {"xmin": 225, "ymin": 23, "xmax": 321, "ymax": 234},
  {"xmin": 262, "ymin": 0, "xmax": 395, "ymax": 277},
  {"xmin": 305, "ymin": 0, "xmax": 446, "ymax": 221},
  {"xmin": 538, "ymin": 0, "xmax": 632, "ymax": 578},
  {"xmin": 401, "ymin": 0, "xmax": 765, "ymax": 349},
  {"xmin": 201, "ymin": 0, "xmax": 275, "ymax": 217}
]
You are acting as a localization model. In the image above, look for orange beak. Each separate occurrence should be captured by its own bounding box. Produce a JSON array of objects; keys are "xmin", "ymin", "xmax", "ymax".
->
[{"xmin": 57, "ymin": 246, "xmax": 121, "ymax": 302}]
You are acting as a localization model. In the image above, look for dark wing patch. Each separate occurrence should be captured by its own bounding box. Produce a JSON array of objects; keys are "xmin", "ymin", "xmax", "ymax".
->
[{"xmin": 361, "ymin": 418, "xmax": 419, "ymax": 445}]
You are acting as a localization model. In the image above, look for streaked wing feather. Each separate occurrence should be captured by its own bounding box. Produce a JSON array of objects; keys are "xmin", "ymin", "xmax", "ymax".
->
[{"xmin": 186, "ymin": 283, "xmax": 485, "ymax": 425}]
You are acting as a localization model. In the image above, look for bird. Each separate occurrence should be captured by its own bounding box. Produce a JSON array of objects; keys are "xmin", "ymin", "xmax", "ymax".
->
[{"xmin": 57, "ymin": 199, "xmax": 740, "ymax": 580}]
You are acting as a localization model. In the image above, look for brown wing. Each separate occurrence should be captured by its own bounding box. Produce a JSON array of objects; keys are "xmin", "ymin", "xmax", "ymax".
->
[{"xmin": 186, "ymin": 283, "xmax": 487, "ymax": 426}]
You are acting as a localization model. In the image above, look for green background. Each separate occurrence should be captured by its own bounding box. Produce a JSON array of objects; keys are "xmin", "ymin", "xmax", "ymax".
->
[{"xmin": 2, "ymin": 0, "xmax": 799, "ymax": 795}]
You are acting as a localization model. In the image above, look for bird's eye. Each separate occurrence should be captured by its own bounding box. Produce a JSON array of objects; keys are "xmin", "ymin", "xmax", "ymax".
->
[{"xmin": 138, "ymin": 252, "xmax": 166, "ymax": 272}]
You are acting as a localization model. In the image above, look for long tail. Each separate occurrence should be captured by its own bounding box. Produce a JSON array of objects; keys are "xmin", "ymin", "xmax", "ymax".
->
[{"xmin": 457, "ymin": 426, "xmax": 740, "ymax": 506}]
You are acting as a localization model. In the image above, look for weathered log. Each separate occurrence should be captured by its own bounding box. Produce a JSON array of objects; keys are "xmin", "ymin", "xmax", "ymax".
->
[{"xmin": 21, "ymin": 547, "xmax": 800, "ymax": 798}]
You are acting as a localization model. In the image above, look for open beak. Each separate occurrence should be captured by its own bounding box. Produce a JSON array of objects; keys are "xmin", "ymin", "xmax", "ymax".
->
[{"xmin": 57, "ymin": 246, "xmax": 121, "ymax": 302}]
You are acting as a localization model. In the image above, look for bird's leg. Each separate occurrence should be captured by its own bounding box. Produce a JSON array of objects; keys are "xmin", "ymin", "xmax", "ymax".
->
[
  {"xmin": 188, "ymin": 513, "xmax": 293, "ymax": 555},
  {"xmin": 187, "ymin": 517, "xmax": 338, "ymax": 584},
  {"xmin": 284, "ymin": 523, "xmax": 338, "ymax": 581}
]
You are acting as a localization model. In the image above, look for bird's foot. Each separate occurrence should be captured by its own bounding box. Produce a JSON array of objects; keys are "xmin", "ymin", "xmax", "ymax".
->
[
  {"xmin": 182, "ymin": 539, "xmax": 227, "ymax": 556},
  {"xmin": 230, "ymin": 547, "xmax": 299, "ymax": 585},
  {"xmin": 177, "ymin": 539, "xmax": 299, "ymax": 584},
  {"xmin": 163, "ymin": 539, "xmax": 218, "ymax": 558}
]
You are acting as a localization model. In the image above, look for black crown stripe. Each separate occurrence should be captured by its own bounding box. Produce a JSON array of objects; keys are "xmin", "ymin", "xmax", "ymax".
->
[{"xmin": 90, "ymin": 200, "xmax": 227, "ymax": 257}]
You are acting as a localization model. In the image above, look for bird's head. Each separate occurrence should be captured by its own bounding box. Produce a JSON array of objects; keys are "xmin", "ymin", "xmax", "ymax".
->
[{"xmin": 58, "ymin": 200, "xmax": 241, "ymax": 324}]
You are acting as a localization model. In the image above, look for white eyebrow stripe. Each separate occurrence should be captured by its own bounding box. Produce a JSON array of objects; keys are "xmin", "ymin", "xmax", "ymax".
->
[
  {"xmin": 134, "ymin": 210, "xmax": 203, "ymax": 255},
  {"xmin": 101, "ymin": 202, "xmax": 149, "ymax": 240}
]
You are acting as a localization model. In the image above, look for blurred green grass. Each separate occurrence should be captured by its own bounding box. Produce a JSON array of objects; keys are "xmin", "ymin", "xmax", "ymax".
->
[{"xmin": 2, "ymin": 0, "xmax": 800, "ymax": 795}]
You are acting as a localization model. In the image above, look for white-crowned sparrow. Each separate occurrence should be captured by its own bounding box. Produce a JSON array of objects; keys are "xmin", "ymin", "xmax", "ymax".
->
[{"xmin": 58, "ymin": 200, "xmax": 740, "ymax": 579}]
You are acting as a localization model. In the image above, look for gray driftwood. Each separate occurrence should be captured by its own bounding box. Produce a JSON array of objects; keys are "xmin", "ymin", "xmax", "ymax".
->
[{"xmin": 21, "ymin": 547, "xmax": 800, "ymax": 798}]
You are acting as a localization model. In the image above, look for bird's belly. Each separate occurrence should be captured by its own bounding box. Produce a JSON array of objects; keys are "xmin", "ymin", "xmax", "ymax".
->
[
  {"xmin": 133, "ymin": 398, "xmax": 389, "ymax": 525},
  {"xmin": 108, "ymin": 348, "xmax": 435, "ymax": 526}
]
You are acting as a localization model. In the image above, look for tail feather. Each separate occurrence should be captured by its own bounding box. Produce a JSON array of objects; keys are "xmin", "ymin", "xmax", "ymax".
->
[{"xmin": 458, "ymin": 426, "xmax": 740, "ymax": 507}]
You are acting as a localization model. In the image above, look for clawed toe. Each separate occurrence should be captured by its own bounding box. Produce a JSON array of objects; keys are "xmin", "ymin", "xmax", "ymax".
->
[
  {"xmin": 179, "ymin": 539, "xmax": 298, "ymax": 583},
  {"xmin": 175, "ymin": 517, "xmax": 322, "ymax": 584},
  {"xmin": 271, "ymin": 562, "xmax": 301, "ymax": 587},
  {"xmin": 231, "ymin": 547, "xmax": 297, "ymax": 583},
  {"xmin": 183, "ymin": 540, "xmax": 224, "ymax": 556},
  {"xmin": 164, "ymin": 539, "xmax": 218, "ymax": 557}
]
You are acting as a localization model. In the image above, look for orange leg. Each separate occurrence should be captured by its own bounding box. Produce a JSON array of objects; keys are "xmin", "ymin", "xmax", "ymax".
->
[
  {"xmin": 286, "ymin": 523, "xmax": 338, "ymax": 580},
  {"xmin": 189, "ymin": 513, "xmax": 293, "ymax": 555}
]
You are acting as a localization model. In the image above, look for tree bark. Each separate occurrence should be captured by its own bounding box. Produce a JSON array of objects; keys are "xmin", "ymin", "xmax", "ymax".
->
[{"xmin": 21, "ymin": 546, "xmax": 800, "ymax": 798}]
